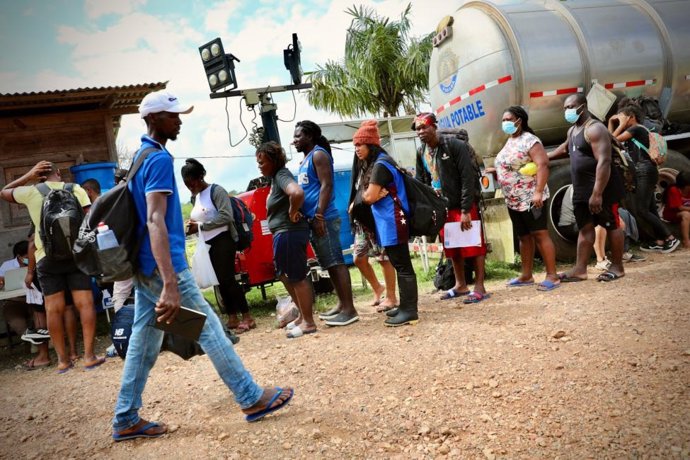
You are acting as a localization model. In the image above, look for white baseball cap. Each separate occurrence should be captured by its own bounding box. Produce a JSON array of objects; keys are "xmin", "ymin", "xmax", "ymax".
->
[{"xmin": 139, "ymin": 90, "xmax": 194, "ymax": 118}]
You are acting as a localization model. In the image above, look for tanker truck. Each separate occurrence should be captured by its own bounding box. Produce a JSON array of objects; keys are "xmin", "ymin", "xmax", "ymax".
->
[{"xmin": 428, "ymin": 0, "xmax": 690, "ymax": 260}]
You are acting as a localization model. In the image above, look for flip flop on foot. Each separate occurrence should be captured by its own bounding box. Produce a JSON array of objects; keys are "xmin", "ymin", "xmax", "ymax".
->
[
  {"xmin": 243, "ymin": 387, "xmax": 294, "ymax": 423},
  {"xmin": 84, "ymin": 357, "xmax": 106, "ymax": 370},
  {"xmin": 376, "ymin": 302, "xmax": 396, "ymax": 313},
  {"xmin": 286, "ymin": 325, "xmax": 317, "ymax": 339},
  {"xmin": 596, "ymin": 271, "xmax": 624, "ymax": 282},
  {"xmin": 557, "ymin": 272, "xmax": 586, "ymax": 283},
  {"xmin": 236, "ymin": 319, "xmax": 257, "ymax": 334},
  {"xmin": 506, "ymin": 277, "xmax": 535, "ymax": 287},
  {"xmin": 23, "ymin": 358, "xmax": 51, "ymax": 371},
  {"xmin": 462, "ymin": 291, "xmax": 491, "ymax": 304},
  {"xmin": 56, "ymin": 363, "xmax": 74, "ymax": 374},
  {"xmin": 113, "ymin": 419, "xmax": 168, "ymax": 442},
  {"xmin": 440, "ymin": 288, "xmax": 470, "ymax": 300},
  {"xmin": 536, "ymin": 279, "xmax": 561, "ymax": 291}
]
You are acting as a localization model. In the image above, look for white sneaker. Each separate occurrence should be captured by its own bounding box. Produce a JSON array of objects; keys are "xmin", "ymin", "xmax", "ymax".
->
[
  {"xmin": 622, "ymin": 252, "xmax": 633, "ymax": 262},
  {"xmin": 595, "ymin": 259, "xmax": 611, "ymax": 271}
]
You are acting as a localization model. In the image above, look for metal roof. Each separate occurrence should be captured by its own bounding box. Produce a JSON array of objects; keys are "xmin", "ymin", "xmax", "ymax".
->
[
  {"xmin": 320, "ymin": 115, "xmax": 416, "ymax": 144},
  {"xmin": 0, "ymin": 82, "xmax": 167, "ymax": 117}
]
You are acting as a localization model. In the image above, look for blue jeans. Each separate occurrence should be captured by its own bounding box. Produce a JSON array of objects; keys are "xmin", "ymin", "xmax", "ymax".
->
[{"xmin": 112, "ymin": 268, "xmax": 263, "ymax": 431}]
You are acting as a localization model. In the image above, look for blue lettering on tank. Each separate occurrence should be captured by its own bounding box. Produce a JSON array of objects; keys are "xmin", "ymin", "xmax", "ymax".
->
[{"xmin": 438, "ymin": 99, "xmax": 486, "ymax": 128}]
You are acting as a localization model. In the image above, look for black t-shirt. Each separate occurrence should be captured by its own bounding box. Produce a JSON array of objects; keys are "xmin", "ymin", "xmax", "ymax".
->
[
  {"xmin": 569, "ymin": 123, "xmax": 625, "ymax": 204},
  {"xmin": 371, "ymin": 162, "xmax": 394, "ymax": 187},
  {"xmin": 625, "ymin": 125, "xmax": 650, "ymax": 164}
]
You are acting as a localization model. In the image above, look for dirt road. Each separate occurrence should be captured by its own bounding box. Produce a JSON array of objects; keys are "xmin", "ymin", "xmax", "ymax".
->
[{"xmin": 0, "ymin": 250, "xmax": 688, "ymax": 459}]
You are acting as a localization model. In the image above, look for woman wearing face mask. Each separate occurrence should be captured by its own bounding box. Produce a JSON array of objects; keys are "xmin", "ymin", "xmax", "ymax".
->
[{"xmin": 491, "ymin": 106, "xmax": 560, "ymax": 291}]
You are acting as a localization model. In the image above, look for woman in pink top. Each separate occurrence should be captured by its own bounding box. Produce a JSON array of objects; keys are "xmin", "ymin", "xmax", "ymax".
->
[{"xmin": 493, "ymin": 106, "xmax": 559, "ymax": 291}]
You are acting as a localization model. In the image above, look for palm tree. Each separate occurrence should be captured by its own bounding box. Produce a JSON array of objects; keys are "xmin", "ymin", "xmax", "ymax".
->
[{"xmin": 308, "ymin": 4, "xmax": 433, "ymax": 118}]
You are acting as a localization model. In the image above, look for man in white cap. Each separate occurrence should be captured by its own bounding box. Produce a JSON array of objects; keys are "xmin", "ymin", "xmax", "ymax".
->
[{"xmin": 112, "ymin": 90, "xmax": 293, "ymax": 442}]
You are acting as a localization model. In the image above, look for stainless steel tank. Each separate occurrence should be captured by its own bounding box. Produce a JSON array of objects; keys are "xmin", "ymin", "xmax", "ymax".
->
[{"xmin": 429, "ymin": 0, "xmax": 690, "ymax": 159}]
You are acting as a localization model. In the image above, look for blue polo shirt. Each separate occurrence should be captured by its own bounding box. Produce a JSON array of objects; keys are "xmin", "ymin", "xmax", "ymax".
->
[{"xmin": 129, "ymin": 135, "xmax": 187, "ymax": 276}]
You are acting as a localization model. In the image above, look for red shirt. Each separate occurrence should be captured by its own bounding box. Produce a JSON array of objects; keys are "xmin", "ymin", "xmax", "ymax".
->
[{"xmin": 663, "ymin": 186, "xmax": 689, "ymax": 221}]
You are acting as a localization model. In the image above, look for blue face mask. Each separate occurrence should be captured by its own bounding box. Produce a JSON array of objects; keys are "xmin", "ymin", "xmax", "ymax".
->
[
  {"xmin": 502, "ymin": 121, "xmax": 518, "ymax": 135},
  {"xmin": 21, "ymin": 258, "xmax": 29, "ymax": 265},
  {"xmin": 564, "ymin": 105, "xmax": 584, "ymax": 124}
]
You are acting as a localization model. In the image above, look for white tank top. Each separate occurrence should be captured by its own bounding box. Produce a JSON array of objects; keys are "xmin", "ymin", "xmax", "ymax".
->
[{"xmin": 190, "ymin": 185, "xmax": 228, "ymax": 241}]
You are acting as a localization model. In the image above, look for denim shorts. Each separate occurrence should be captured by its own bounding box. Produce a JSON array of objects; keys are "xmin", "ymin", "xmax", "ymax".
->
[
  {"xmin": 273, "ymin": 229, "xmax": 310, "ymax": 282},
  {"xmin": 310, "ymin": 217, "xmax": 345, "ymax": 269}
]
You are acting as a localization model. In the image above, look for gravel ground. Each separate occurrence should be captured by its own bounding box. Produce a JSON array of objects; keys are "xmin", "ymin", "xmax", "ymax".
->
[{"xmin": 0, "ymin": 250, "xmax": 688, "ymax": 459}]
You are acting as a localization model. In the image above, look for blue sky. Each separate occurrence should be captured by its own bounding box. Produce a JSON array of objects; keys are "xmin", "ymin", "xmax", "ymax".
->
[{"xmin": 0, "ymin": 0, "xmax": 443, "ymax": 200}]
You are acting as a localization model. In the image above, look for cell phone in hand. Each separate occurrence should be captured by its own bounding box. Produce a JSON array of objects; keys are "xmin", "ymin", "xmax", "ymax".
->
[{"xmin": 530, "ymin": 204, "xmax": 542, "ymax": 219}]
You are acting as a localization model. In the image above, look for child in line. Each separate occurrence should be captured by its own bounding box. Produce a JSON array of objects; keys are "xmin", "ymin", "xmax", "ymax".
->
[{"xmin": 663, "ymin": 171, "xmax": 690, "ymax": 249}]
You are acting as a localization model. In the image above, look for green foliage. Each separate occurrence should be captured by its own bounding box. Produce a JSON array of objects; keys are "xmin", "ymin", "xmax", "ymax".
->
[
  {"xmin": 308, "ymin": 3, "xmax": 433, "ymax": 118},
  {"xmin": 181, "ymin": 201, "xmax": 192, "ymax": 221}
]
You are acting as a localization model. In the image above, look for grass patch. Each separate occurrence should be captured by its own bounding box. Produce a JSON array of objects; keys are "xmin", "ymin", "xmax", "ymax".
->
[{"xmin": 199, "ymin": 249, "xmax": 521, "ymax": 323}]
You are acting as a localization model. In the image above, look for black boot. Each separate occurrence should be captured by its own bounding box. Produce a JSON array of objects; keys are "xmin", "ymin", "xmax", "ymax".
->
[
  {"xmin": 385, "ymin": 308, "xmax": 399, "ymax": 317},
  {"xmin": 384, "ymin": 308, "xmax": 418, "ymax": 326}
]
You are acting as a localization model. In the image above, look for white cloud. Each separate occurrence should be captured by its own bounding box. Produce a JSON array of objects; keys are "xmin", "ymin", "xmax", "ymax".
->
[
  {"xmin": 5, "ymin": 0, "xmax": 449, "ymax": 197},
  {"xmin": 203, "ymin": 1, "xmax": 242, "ymax": 35},
  {"xmin": 85, "ymin": 0, "xmax": 147, "ymax": 20}
]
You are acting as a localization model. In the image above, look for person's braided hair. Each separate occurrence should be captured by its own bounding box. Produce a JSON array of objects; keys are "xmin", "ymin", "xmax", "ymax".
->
[
  {"xmin": 295, "ymin": 120, "xmax": 332, "ymax": 154},
  {"xmin": 505, "ymin": 105, "xmax": 535, "ymax": 135}
]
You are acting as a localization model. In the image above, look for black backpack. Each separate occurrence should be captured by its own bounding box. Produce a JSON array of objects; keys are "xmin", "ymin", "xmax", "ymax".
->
[
  {"xmin": 379, "ymin": 155, "xmax": 448, "ymax": 237},
  {"xmin": 73, "ymin": 147, "xmax": 157, "ymax": 282},
  {"xmin": 36, "ymin": 183, "xmax": 84, "ymax": 261},
  {"xmin": 194, "ymin": 185, "xmax": 254, "ymax": 251}
]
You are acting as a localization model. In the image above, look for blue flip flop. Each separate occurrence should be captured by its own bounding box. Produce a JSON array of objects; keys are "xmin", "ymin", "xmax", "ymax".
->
[
  {"xmin": 112, "ymin": 421, "xmax": 167, "ymax": 442},
  {"xmin": 536, "ymin": 280, "xmax": 561, "ymax": 291},
  {"xmin": 506, "ymin": 278, "xmax": 535, "ymax": 287},
  {"xmin": 245, "ymin": 387, "xmax": 294, "ymax": 423}
]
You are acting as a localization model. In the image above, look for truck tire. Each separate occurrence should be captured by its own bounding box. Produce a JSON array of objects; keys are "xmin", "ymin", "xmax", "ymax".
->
[{"xmin": 546, "ymin": 163, "xmax": 577, "ymax": 262}]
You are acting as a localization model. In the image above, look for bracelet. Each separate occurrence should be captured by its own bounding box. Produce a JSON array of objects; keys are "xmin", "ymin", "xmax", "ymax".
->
[{"xmin": 314, "ymin": 213, "xmax": 324, "ymax": 220}]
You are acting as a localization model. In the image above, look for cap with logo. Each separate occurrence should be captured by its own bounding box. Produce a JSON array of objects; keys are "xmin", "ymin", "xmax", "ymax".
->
[{"xmin": 139, "ymin": 90, "xmax": 194, "ymax": 118}]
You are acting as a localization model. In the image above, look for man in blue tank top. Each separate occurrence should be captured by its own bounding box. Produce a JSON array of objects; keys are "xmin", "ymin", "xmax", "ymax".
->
[
  {"xmin": 549, "ymin": 93, "xmax": 625, "ymax": 283},
  {"xmin": 294, "ymin": 120, "xmax": 359, "ymax": 327}
]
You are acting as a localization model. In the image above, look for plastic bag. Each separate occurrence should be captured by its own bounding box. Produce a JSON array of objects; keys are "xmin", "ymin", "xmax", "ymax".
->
[
  {"xmin": 276, "ymin": 295, "xmax": 299, "ymax": 328},
  {"xmin": 191, "ymin": 232, "xmax": 219, "ymax": 289}
]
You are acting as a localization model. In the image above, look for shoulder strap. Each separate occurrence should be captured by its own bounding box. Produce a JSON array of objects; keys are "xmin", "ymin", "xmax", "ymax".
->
[
  {"xmin": 209, "ymin": 183, "xmax": 218, "ymax": 209},
  {"xmin": 126, "ymin": 146, "xmax": 159, "ymax": 182},
  {"xmin": 582, "ymin": 119, "xmax": 598, "ymax": 144},
  {"xmin": 64, "ymin": 183, "xmax": 74, "ymax": 193},
  {"xmin": 35, "ymin": 183, "xmax": 51, "ymax": 197}
]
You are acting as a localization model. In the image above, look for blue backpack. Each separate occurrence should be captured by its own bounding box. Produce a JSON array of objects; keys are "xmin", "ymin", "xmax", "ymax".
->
[{"xmin": 230, "ymin": 195, "xmax": 254, "ymax": 251}]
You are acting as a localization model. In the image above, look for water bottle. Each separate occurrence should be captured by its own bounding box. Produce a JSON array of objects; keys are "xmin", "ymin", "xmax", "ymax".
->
[{"xmin": 96, "ymin": 222, "xmax": 118, "ymax": 250}]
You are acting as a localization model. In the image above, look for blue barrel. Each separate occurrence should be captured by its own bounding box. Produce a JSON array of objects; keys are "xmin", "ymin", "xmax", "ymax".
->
[
  {"xmin": 333, "ymin": 168, "xmax": 354, "ymax": 265},
  {"xmin": 70, "ymin": 162, "xmax": 117, "ymax": 193}
]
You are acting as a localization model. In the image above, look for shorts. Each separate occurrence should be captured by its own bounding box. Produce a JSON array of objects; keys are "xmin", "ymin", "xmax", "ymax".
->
[
  {"xmin": 273, "ymin": 229, "xmax": 310, "ymax": 283},
  {"xmin": 36, "ymin": 257, "xmax": 91, "ymax": 297},
  {"xmin": 353, "ymin": 227, "xmax": 387, "ymax": 261},
  {"xmin": 573, "ymin": 201, "xmax": 620, "ymax": 230},
  {"xmin": 508, "ymin": 202, "xmax": 549, "ymax": 237},
  {"xmin": 440, "ymin": 205, "xmax": 488, "ymax": 259},
  {"xmin": 310, "ymin": 217, "xmax": 345, "ymax": 269}
]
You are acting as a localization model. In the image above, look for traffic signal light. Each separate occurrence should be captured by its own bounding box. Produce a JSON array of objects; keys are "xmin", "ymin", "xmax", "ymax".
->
[
  {"xmin": 283, "ymin": 33, "xmax": 302, "ymax": 85},
  {"xmin": 199, "ymin": 38, "xmax": 240, "ymax": 92}
]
